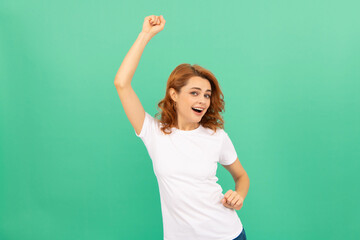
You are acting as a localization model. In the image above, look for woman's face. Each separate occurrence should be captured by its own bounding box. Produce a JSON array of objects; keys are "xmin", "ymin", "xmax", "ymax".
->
[{"xmin": 170, "ymin": 76, "xmax": 212, "ymax": 125}]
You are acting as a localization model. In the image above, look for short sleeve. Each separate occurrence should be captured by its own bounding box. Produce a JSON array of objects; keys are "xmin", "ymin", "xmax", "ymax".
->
[
  {"xmin": 219, "ymin": 131, "xmax": 238, "ymax": 165},
  {"xmin": 134, "ymin": 111, "xmax": 157, "ymax": 143}
]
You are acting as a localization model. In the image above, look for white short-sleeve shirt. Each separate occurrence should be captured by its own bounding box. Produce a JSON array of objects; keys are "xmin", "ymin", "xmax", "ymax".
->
[{"xmin": 135, "ymin": 112, "xmax": 243, "ymax": 240}]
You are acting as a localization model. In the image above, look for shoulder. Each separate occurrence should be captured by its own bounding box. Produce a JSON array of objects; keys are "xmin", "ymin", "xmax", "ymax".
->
[
  {"xmin": 140, "ymin": 111, "xmax": 162, "ymax": 134},
  {"xmin": 146, "ymin": 112, "xmax": 169, "ymax": 135},
  {"xmin": 214, "ymin": 128, "xmax": 233, "ymax": 144}
]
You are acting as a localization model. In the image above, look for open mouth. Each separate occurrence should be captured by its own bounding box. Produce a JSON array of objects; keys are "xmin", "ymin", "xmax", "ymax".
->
[{"xmin": 191, "ymin": 107, "xmax": 204, "ymax": 114}]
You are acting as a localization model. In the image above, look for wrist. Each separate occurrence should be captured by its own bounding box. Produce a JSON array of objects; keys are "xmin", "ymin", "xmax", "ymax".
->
[
  {"xmin": 139, "ymin": 31, "xmax": 153, "ymax": 41},
  {"xmin": 235, "ymin": 191, "xmax": 245, "ymax": 200}
]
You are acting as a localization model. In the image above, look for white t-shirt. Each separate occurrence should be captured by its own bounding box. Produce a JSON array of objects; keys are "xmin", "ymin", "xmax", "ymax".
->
[{"xmin": 135, "ymin": 112, "xmax": 243, "ymax": 240}]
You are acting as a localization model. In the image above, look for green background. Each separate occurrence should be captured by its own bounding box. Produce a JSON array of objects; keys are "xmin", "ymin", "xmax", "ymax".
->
[{"xmin": 1, "ymin": 0, "xmax": 359, "ymax": 239}]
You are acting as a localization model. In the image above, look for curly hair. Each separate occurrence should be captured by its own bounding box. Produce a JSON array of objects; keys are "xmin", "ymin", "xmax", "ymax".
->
[{"xmin": 154, "ymin": 63, "xmax": 226, "ymax": 135}]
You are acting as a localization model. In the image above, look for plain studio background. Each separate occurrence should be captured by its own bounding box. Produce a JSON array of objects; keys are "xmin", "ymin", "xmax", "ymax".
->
[{"xmin": 1, "ymin": 0, "xmax": 359, "ymax": 239}]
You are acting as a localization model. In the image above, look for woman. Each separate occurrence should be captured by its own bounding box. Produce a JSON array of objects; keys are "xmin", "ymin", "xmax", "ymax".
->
[{"xmin": 114, "ymin": 15, "xmax": 249, "ymax": 240}]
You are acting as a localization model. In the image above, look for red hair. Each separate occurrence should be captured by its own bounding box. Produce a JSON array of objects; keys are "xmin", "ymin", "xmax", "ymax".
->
[{"xmin": 155, "ymin": 63, "xmax": 226, "ymax": 135}]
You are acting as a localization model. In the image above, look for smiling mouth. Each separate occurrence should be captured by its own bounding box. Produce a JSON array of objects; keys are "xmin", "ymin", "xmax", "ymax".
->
[{"xmin": 191, "ymin": 107, "xmax": 204, "ymax": 113}]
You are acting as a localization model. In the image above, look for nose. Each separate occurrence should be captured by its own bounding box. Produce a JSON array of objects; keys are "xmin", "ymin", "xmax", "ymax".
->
[{"xmin": 198, "ymin": 97, "xmax": 207, "ymax": 106}]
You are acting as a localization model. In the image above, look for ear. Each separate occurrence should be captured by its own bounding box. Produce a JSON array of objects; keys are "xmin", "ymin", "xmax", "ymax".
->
[{"xmin": 169, "ymin": 88, "xmax": 177, "ymax": 102}]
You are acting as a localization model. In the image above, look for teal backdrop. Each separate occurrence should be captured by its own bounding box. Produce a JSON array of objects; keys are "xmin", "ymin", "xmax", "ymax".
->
[{"xmin": 1, "ymin": 0, "xmax": 359, "ymax": 239}]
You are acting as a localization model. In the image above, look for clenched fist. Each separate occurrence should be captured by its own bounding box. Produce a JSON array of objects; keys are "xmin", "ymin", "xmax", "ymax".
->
[
  {"xmin": 142, "ymin": 15, "xmax": 166, "ymax": 38},
  {"xmin": 221, "ymin": 189, "xmax": 244, "ymax": 211}
]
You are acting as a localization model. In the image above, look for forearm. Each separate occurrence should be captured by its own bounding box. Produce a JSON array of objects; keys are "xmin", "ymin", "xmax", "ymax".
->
[
  {"xmin": 235, "ymin": 173, "xmax": 250, "ymax": 201},
  {"xmin": 114, "ymin": 32, "xmax": 152, "ymax": 88}
]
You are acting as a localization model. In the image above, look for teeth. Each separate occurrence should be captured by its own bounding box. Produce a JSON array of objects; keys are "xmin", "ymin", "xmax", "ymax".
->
[{"xmin": 192, "ymin": 107, "xmax": 204, "ymax": 113}]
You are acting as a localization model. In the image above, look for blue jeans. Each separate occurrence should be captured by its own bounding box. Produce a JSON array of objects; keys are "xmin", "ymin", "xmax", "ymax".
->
[{"xmin": 232, "ymin": 227, "xmax": 247, "ymax": 240}]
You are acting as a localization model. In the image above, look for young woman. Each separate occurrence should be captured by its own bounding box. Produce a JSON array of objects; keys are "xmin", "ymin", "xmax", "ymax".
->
[{"xmin": 114, "ymin": 15, "xmax": 249, "ymax": 240}]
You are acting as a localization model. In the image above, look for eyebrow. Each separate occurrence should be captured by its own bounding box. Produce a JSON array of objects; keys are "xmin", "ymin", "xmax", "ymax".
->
[{"xmin": 190, "ymin": 87, "xmax": 212, "ymax": 92}]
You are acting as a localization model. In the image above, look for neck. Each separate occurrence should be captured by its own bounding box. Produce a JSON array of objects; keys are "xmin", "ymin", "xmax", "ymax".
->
[{"xmin": 175, "ymin": 121, "xmax": 200, "ymax": 131}]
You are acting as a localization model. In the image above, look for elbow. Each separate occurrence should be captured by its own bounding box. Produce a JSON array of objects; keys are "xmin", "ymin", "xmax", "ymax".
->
[
  {"xmin": 114, "ymin": 80, "xmax": 127, "ymax": 89},
  {"xmin": 114, "ymin": 80, "xmax": 121, "ymax": 88},
  {"xmin": 114, "ymin": 78, "xmax": 131, "ymax": 89}
]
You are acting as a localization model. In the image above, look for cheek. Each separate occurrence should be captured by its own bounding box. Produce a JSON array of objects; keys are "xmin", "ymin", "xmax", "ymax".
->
[
  {"xmin": 179, "ymin": 100, "xmax": 192, "ymax": 111},
  {"xmin": 184, "ymin": 98, "xmax": 194, "ymax": 107}
]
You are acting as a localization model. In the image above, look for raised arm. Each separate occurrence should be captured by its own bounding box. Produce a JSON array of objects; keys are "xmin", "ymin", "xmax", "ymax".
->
[{"xmin": 114, "ymin": 15, "xmax": 165, "ymax": 135}]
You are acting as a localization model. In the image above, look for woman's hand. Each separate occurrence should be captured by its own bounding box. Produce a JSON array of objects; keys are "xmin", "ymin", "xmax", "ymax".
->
[
  {"xmin": 142, "ymin": 15, "xmax": 166, "ymax": 39},
  {"xmin": 221, "ymin": 189, "xmax": 244, "ymax": 211}
]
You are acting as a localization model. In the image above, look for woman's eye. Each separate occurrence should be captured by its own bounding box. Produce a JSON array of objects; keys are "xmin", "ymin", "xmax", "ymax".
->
[{"xmin": 191, "ymin": 92, "xmax": 211, "ymax": 98}]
